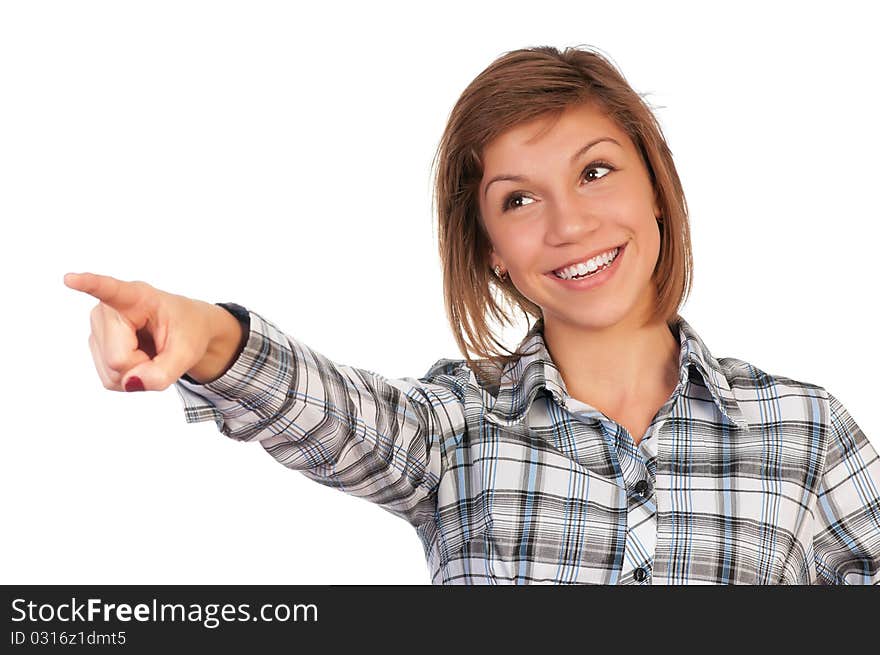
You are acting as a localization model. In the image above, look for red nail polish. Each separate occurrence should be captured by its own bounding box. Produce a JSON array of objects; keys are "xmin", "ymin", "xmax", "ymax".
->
[{"xmin": 125, "ymin": 376, "xmax": 145, "ymax": 392}]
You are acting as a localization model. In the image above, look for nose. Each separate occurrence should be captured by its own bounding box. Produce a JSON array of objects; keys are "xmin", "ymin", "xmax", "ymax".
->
[{"xmin": 544, "ymin": 190, "xmax": 601, "ymax": 241}]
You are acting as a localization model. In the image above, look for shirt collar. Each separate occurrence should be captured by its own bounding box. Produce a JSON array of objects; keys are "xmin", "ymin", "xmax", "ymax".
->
[{"xmin": 484, "ymin": 315, "xmax": 749, "ymax": 430}]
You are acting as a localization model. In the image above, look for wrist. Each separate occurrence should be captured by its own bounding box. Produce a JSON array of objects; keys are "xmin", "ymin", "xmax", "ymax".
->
[{"xmin": 186, "ymin": 302, "xmax": 248, "ymax": 384}]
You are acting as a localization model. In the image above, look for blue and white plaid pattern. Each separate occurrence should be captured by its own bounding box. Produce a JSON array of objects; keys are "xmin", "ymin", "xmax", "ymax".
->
[{"xmin": 175, "ymin": 308, "xmax": 880, "ymax": 584}]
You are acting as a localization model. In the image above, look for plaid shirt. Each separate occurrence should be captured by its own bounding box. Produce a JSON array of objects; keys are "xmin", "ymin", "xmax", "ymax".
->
[{"xmin": 174, "ymin": 304, "xmax": 880, "ymax": 585}]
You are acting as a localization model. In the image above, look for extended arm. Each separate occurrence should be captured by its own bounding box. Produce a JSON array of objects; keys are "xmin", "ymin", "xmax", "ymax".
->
[{"xmin": 174, "ymin": 305, "xmax": 467, "ymax": 529}]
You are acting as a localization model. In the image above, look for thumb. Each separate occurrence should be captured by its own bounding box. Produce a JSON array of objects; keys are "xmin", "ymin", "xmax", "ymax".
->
[{"xmin": 122, "ymin": 331, "xmax": 196, "ymax": 392}]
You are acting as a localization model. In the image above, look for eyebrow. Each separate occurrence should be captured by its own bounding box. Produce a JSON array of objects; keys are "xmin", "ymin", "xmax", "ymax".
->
[{"xmin": 482, "ymin": 136, "xmax": 622, "ymax": 199}]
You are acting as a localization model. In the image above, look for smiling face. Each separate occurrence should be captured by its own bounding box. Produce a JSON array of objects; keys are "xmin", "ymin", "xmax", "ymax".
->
[{"xmin": 478, "ymin": 101, "xmax": 663, "ymax": 333}]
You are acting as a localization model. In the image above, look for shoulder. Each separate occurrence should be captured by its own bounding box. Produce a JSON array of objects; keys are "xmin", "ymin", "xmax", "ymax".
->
[
  {"xmin": 421, "ymin": 357, "xmax": 469, "ymax": 380},
  {"xmin": 716, "ymin": 355, "xmax": 829, "ymax": 398},
  {"xmin": 713, "ymin": 355, "xmax": 836, "ymax": 434},
  {"xmin": 712, "ymin": 357, "xmax": 869, "ymax": 474},
  {"xmin": 718, "ymin": 356, "xmax": 875, "ymax": 459},
  {"xmin": 419, "ymin": 356, "xmax": 503, "ymax": 399}
]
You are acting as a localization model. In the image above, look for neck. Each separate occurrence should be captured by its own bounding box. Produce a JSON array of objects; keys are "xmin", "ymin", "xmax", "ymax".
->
[{"xmin": 542, "ymin": 305, "xmax": 681, "ymax": 414}]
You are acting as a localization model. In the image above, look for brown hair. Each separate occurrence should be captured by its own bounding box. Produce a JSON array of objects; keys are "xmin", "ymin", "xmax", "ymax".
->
[{"xmin": 430, "ymin": 44, "xmax": 693, "ymax": 383}]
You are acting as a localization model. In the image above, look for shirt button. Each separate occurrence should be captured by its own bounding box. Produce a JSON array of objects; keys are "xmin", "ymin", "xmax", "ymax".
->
[
  {"xmin": 634, "ymin": 567, "xmax": 648, "ymax": 582},
  {"xmin": 634, "ymin": 479, "xmax": 650, "ymax": 496}
]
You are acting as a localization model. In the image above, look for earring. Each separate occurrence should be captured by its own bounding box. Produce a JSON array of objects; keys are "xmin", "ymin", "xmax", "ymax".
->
[{"xmin": 493, "ymin": 265, "xmax": 507, "ymax": 281}]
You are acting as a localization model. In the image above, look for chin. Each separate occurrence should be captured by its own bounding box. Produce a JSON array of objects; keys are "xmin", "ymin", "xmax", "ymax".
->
[{"xmin": 545, "ymin": 303, "xmax": 635, "ymax": 331}]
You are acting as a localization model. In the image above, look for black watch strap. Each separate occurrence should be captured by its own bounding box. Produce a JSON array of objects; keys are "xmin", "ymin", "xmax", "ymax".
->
[{"xmin": 216, "ymin": 302, "xmax": 250, "ymax": 324}]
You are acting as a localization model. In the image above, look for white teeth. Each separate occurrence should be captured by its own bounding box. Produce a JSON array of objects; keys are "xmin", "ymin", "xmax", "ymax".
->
[{"xmin": 554, "ymin": 247, "xmax": 619, "ymax": 280}]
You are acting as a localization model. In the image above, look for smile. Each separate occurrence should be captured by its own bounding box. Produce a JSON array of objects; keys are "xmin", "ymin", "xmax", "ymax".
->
[
  {"xmin": 545, "ymin": 242, "xmax": 626, "ymax": 290},
  {"xmin": 552, "ymin": 246, "xmax": 620, "ymax": 280}
]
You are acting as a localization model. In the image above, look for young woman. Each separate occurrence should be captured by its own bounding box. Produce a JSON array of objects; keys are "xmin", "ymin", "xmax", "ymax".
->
[{"xmin": 64, "ymin": 45, "xmax": 880, "ymax": 585}]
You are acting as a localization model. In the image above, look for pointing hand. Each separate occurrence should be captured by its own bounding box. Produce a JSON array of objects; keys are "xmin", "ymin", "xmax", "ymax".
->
[{"xmin": 63, "ymin": 272, "xmax": 222, "ymax": 391}]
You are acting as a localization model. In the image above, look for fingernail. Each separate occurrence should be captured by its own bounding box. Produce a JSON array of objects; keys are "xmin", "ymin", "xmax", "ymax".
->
[{"xmin": 125, "ymin": 376, "xmax": 145, "ymax": 392}]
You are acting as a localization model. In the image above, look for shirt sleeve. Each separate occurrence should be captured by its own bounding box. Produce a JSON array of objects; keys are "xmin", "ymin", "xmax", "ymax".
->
[
  {"xmin": 812, "ymin": 391, "xmax": 880, "ymax": 584},
  {"xmin": 173, "ymin": 306, "xmax": 466, "ymax": 529}
]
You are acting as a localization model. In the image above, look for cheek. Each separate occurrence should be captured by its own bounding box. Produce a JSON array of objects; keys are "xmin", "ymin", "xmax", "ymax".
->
[
  {"xmin": 609, "ymin": 193, "xmax": 660, "ymax": 240},
  {"xmin": 491, "ymin": 225, "xmax": 542, "ymax": 264},
  {"xmin": 507, "ymin": 230, "xmax": 545, "ymax": 268}
]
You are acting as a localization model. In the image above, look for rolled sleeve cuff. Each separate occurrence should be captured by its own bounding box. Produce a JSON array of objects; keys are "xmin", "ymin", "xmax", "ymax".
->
[{"xmin": 173, "ymin": 303, "xmax": 294, "ymax": 440}]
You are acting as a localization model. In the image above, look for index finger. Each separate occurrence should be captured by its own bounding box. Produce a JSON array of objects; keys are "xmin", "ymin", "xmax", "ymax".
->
[{"xmin": 63, "ymin": 272, "xmax": 143, "ymax": 310}]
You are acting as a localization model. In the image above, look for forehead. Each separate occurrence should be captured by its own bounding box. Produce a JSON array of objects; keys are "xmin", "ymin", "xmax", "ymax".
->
[{"xmin": 481, "ymin": 103, "xmax": 630, "ymax": 169}]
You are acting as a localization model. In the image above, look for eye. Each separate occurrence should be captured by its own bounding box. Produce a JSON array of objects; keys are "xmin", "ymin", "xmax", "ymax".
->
[{"xmin": 501, "ymin": 161, "xmax": 615, "ymax": 213}]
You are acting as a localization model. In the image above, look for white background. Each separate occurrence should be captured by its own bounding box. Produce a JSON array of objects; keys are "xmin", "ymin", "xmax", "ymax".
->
[{"xmin": 1, "ymin": 0, "xmax": 877, "ymax": 584}]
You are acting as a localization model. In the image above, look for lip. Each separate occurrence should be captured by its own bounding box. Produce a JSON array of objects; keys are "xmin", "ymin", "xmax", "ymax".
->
[
  {"xmin": 544, "ymin": 242, "xmax": 626, "ymax": 291},
  {"xmin": 547, "ymin": 242, "xmax": 627, "ymax": 274}
]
